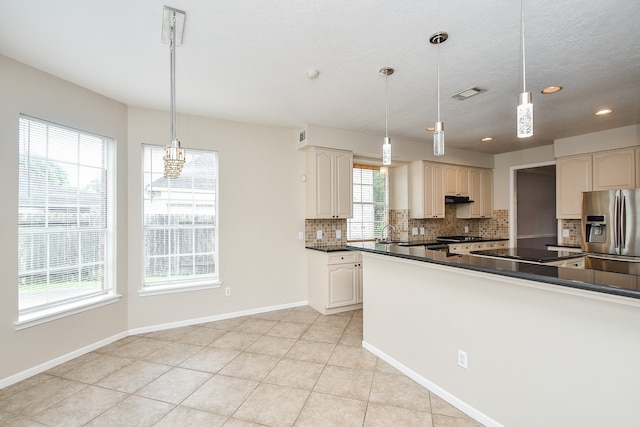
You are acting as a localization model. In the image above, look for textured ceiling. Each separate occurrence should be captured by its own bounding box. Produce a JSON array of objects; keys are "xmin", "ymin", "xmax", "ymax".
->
[{"xmin": 1, "ymin": 0, "xmax": 639, "ymax": 155}]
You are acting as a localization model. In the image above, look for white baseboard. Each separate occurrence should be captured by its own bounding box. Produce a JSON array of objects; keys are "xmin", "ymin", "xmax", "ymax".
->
[
  {"xmin": 0, "ymin": 331, "xmax": 128, "ymax": 389},
  {"xmin": 129, "ymin": 300, "xmax": 308, "ymax": 335},
  {"xmin": 1, "ymin": 300, "xmax": 308, "ymax": 389},
  {"xmin": 362, "ymin": 340, "xmax": 503, "ymax": 427}
]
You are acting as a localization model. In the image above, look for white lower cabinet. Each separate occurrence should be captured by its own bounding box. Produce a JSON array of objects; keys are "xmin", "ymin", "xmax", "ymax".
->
[{"xmin": 308, "ymin": 250, "xmax": 362, "ymax": 315}]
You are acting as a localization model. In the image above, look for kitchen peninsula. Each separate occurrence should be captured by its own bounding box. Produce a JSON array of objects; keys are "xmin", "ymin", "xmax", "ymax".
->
[{"xmin": 352, "ymin": 243, "xmax": 640, "ymax": 426}]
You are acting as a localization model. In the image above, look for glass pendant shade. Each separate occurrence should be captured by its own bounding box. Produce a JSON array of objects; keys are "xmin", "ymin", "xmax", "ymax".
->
[
  {"xmin": 164, "ymin": 139, "xmax": 185, "ymax": 178},
  {"xmin": 517, "ymin": 91, "xmax": 533, "ymax": 138},
  {"xmin": 382, "ymin": 137, "xmax": 392, "ymax": 165},
  {"xmin": 433, "ymin": 121, "xmax": 445, "ymax": 156}
]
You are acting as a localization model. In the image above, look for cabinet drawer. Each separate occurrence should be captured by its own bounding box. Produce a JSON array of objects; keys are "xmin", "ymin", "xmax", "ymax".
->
[{"xmin": 328, "ymin": 252, "xmax": 359, "ymax": 265}]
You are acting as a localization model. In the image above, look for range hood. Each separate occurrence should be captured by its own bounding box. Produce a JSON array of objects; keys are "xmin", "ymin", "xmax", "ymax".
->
[{"xmin": 445, "ymin": 196, "xmax": 474, "ymax": 204}]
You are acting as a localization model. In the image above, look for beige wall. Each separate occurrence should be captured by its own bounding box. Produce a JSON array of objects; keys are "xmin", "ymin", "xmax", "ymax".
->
[
  {"xmin": 554, "ymin": 124, "xmax": 640, "ymax": 157},
  {"xmin": 0, "ymin": 55, "xmax": 308, "ymax": 383},
  {"xmin": 0, "ymin": 55, "xmax": 129, "ymax": 380},
  {"xmin": 302, "ymin": 124, "xmax": 494, "ymax": 168},
  {"xmin": 126, "ymin": 108, "xmax": 307, "ymax": 329},
  {"xmin": 493, "ymin": 145, "xmax": 555, "ymax": 209}
]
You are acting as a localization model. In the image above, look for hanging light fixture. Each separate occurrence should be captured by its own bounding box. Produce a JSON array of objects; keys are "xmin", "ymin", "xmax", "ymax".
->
[
  {"xmin": 429, "ymin": 31, "xmax": 448, "ymax": 156},
  {"xmin": 517, "ymin": 0, "xmax": 533, "ymax": 138},
  {"xmin": 162, "ymin": 6, "xmax": 186, "ymax": 178},
  {"xmin": 379, "ymin": 67, "xmax": 394, "ymax": 166}
]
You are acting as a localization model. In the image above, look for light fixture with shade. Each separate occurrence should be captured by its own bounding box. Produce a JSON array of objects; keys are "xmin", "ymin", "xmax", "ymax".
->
[
  {"xmin": 379, "ymin": 67, "xmax": 394, "ymax": 166},
  {"xmin": 517, "ymin": 0, "xmax": 533, "ymax": 138},
  {"xmin": 430, "ymin": 31, "xmax": 448, "ymax": 156},
  {"xmin": 162, "ymin": 6, "xmax": 186, "ymax": 179}
]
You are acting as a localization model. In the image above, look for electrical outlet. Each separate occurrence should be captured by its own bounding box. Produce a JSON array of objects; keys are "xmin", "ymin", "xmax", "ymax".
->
[
  {"xmin": 225, "ymin": 287, "xmax": 231, "ymax": 297},
  {"xmin": 562, "ymin": 229, "xmax": 570, "ymax": 238},
  {"xmin": 464, "ymin": 226, "xmax": 469, "ymax": 233},
  {"xmin": 298, "ymin": 231, "xmax": 304, "ymax": 240},
  {"xmin": 316, "ymin": 230, "xmax": 323, "ymax": 239},
  {"xmin": 412, "ymin": 227, "xmax": 418, "ymax": 235},
  {"xmin": 335, "ymin": 229, "xmax": 341, "ymax": 239},
  {"xmin": 420, "ymin": 227, "xmax": 425, "ymax": 235},
  {"xmin": 458, "ymin": 349, "xmax": 468, "ymax": 369}
]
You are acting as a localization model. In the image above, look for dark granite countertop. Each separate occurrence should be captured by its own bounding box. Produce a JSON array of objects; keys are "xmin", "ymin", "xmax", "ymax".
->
[
  {"xmin": 346, "ymin": 242, "xmax": 640, "ymax": 300},
  {"xmin": 470, "ymin": 247, "xmax": 583, "ymax": 263},
  {"xmin": 305, "ymin": 245, "xmax": 351, "ymax": 252}
]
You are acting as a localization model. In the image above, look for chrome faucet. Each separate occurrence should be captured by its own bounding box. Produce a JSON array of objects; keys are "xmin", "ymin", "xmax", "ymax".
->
[{"xmin": 379, "ymin": 224, "xmax": 397, "ymax": 243}]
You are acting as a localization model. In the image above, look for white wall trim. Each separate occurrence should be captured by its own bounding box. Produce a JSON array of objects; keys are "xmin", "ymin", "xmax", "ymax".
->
[
  {"xmin": 0, "ymin": 330, "xmax": 128, "ymax": 389},
  {"xmin": 509, "ymin": 160, "xmax": 556, "ymax": 247},
  {"xmin": 1, "ymin": 300, "xmax": 308, "ymax": 389},
  {"xmin": 362, "ymin": 340, "xmax": 504, "ymax": 427}
]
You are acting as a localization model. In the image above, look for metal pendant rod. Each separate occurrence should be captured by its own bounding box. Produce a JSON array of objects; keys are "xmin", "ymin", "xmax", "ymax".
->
[{"xmin": 170, "ymin": 11, "xmax": 177, "ymax": 143}]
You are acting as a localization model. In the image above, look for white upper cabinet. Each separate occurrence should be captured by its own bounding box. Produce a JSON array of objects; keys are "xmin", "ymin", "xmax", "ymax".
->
[
  {"xmin": 444, "ymin": 165, "xmax": 470, "ymax": 196},
  {"xmin": 556, "ymin": 154, "xmax": 592, "ymax": 219},
  {"xmin": 456, "ymin": 168, "xmax": 493, "ymax": 218},
  {"xmin": 409, "ymin": 161, "xmax": 445, "ymax": 218},
  {"xmin": 305, "ymin": 147, "xmax": 353, "ymax": 219},
  {"xmin": 592, "ymin": 148, "xmax": 635, "ymax": 190},
  {"xmin": 556, "ymin": 148, "xmax": 637, "ymax": 219}
]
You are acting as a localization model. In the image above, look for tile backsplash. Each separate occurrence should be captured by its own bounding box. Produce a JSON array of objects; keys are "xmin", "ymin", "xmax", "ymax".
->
[
  {"xmin": 559, "ymin": 219, "xmax": 582, "ymax": 246},
  {"xmin": 305, "ymin": 208, "xmax": 509, "ymax": 246}
]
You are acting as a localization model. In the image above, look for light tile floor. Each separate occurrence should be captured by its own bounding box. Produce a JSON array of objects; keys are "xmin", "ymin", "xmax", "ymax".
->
[{"xmin": 0, "ymin": 306, "xmax": 484, "ymax": 426}]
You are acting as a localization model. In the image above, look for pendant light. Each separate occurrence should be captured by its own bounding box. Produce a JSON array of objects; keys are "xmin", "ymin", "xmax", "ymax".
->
[
  {"xmin": 379, "ymin": 67, "xmax": 394, "ymax": 166},
  {"xmin": 517, "ymin": 0, "xmax": 533, "ymax": 138},
  {"xmin": 162, "ymin": 6, "xmax": 186, "ymax": 178},
  {"xmin": 430, "ymin": 32, "xmax": 448, "ymax": 156}
]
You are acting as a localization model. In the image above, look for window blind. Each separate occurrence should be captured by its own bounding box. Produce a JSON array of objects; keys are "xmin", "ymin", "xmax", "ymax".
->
[
  {"xmin": 18, "ymin": 116, "xmax": 113, "ymax": 314},
  {"xmin": 142, "ymin": 145, "xmax": 218, "ymax": 288},
  {"xmin": 347, "ymin": 166, "xmax": 388, "ymax": 241}
]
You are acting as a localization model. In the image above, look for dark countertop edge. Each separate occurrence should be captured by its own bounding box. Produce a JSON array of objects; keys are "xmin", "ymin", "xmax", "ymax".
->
[
  {"xmin": 545, "ymin": 243, "xmax": 582, "ymax": 249},
  {"xmin": 305, "ymin": 245, "xmax": 351, "ymax": 253},
  {"xmin": 305, "ymin": 238, "xmax": 509, "ymax": 252},
  {"xmin": 469, "ymin": 250, "xmax": 585, "ymax": 263},
  {"xmin": 353, "ymin": 246, "xmax": 640, "ymax": 301}
]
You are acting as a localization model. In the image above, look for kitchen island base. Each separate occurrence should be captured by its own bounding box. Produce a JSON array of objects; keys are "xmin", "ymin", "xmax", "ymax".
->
[{"xmin": 361, "ymin": 252, "xmax": 640, "ymax": 427}]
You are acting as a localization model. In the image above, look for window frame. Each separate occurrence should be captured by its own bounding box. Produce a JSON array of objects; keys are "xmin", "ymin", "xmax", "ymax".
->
[
  {"xmin": 16, "ymin": 115, "xmax": 119, "ymax": 329},
  {"xmin": 139, "ymin": 144, "xmax": 220, "ymax": 296},
  {"xmin": 347, "ymin": 165, "xmax": 389, "ymax": 242}
]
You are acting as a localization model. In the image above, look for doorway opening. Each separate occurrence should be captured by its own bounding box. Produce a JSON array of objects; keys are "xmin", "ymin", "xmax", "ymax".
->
[{"xmin": 510, "ymin": 162, "xmax": 557, "ymax": 249}]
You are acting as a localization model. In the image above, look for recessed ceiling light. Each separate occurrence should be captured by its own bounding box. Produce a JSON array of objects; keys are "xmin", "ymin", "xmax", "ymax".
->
[
  {"xmin": 451, "ymin": 86, "xmax": 487, "ymax": 100},
  {"xmin": 481, "ymin": 137, "xmax": 494, "ymax": 142},
  {"xmin": 541, "ymin": 85, "xmax": 563, "ymax": 94},
  {"xmin": 594, "ymin": 109, "xmax": 613, "ymax": 116}
]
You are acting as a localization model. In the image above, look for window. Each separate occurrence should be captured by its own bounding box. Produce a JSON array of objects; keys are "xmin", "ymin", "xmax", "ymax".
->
[
  {"xmin": 18, "ymin": 116, "xmax": 115, "ymax": 323},
  {"xmin": 347, "ymin": 166, "xmax": 388, "ymax": 241},
  {"xmin": 142, "ymin": 145, "xmax": 218, "ymax": 293}
]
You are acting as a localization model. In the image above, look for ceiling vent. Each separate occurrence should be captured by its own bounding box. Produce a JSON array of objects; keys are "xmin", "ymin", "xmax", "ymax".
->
[{"xmin": 451, "ymin": 86, "xmax": 487, "ymax": 100}]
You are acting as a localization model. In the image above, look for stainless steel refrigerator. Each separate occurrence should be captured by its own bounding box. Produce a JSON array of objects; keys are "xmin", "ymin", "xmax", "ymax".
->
[{"xmin": 582, "ymin": 189, "xmax": 640, "ymax": 257}]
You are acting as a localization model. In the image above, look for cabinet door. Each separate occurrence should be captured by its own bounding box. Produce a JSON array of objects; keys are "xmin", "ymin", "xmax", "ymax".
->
[
  {"xmin": 333, "ymin": 151, "xmax": 353, "ymax": 218},
  {"xmin": 456, "ymin": 167, "xmax": 470, "ymax": 196},
  {"xmin": 556, "ymin": 155, "xmax": 592, "ymax": 219},
  {"xmin": 468, "ymin": 169, "xmax": 482, "ymax": 217},
  {"xmin": 593, "ymin": 149, "xmax": 635, "ymax": 190},
  {"xmin": 479, "ymin": 169, "xmax": 493, "ymax": 218},
  {"xmin": 423, "ymin": 163, "xmax": 445, "ymax": 218},
  {"xmin": 444, "ymin": 166, "xmax": 458, "ymax": 196},
  {"xmin": 328, "ymin": 264, "xmax": 357, "ymax": 308},
  {"xmin": 313, "ymin": 150, "xmax": 334, "ymax": 218},
  {"xmin": 356, "ymin": 263, "xmax": 363, "ymax": 303}
]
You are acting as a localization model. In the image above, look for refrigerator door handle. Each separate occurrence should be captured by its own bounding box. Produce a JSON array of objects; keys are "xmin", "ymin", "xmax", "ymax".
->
[
  {"xmin": 614, "ymin": 193, "xmax": 620, "ymax": 250},
  {"xmin": 620, "ymin": 195, "xmax": 627, "ymax": 250}
]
